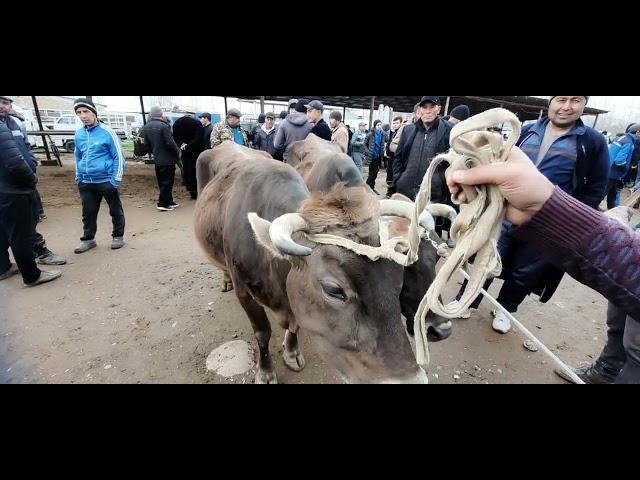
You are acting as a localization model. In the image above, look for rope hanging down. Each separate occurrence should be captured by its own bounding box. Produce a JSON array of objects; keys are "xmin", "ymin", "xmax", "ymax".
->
[{"xmin": 411, "ymin": 108, "xmax": 521, "ymax": 368}]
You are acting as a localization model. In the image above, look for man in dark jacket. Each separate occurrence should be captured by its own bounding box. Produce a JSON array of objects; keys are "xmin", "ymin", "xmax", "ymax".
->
[
  {"xmin": 253, "ymin": 112, "xmax": 278, "ymax": 157},
  {"xmin": 277, "ymin": 110, "xmax": 287, "ymax": 126},
  {"xmin": 392, "ymin": 96, "xmax": 453, "ymax": 209},
  {"xmin": 346, "ymin": 124, "xmax": 354, "ymax": 156},
  {"xmin": 455, "ymin": 96, "xmax": 610, "ymax": 334},
  {"xmin": 173, "ymin": 114, "xmax": 205, "ymax": 200},
  {"xmin": 385, "ymin": 116, "xmax": 403, "ymax": 189},
  {"xmin": 0, "ymin": 121, "xmax": 61, "ymax": 287},
  {"xmin": 0, "ymin": 96, "xmax": 66, "ymax": 266},
  {"xmin": 443, "ymin": 104, "xmax": 470, "ymax": 126},
  {"xmin": 143, "ymin": 106, "xmax": 182, "ymax": 211},
  {"xmin": 305, "ymin": 100, "xmax": 332, "ymax": 141},
  {"xmin": 200, "ymin": 112, "xmax": 214, "ymax": 150},
  {"xmin": 365, "ymin": 120, "xmax": 387, "ymax": 193},
  {"xmin": 250, "ymin": 113, "xmax": 266, "ymax": 144}
]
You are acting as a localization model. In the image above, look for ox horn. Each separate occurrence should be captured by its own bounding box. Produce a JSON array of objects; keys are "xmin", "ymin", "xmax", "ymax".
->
[
  {"xmin": 379, "ymin": 199, "xmax": 414, "ymax": 219},
  {"xmin": 425, "ymin": 203, "xmax": 458, "ymax": 222},
  {"xmin": 269, "ymin": 213, "xmax": 313, "ymax": 257},
  {"xmin": 379, "ymin": 199, "xmax": 436, "ymax": 232},
  {"xmin": 418, "ymin": 210, "xmax": 436, "ymax": 232}
]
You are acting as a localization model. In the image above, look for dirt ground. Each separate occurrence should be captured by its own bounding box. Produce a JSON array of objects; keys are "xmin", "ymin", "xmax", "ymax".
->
[{"xmin": 1, "ymin": 154, "xmax": 636, "ymax": 384}]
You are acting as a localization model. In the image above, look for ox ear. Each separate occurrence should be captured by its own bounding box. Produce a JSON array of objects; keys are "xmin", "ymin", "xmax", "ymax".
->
[{"xmin": 247, "ymin": 213, "xmax": 288, "ymax": 260}]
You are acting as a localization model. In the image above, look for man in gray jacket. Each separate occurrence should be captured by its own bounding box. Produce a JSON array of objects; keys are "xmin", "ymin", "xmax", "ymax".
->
[{"xmin": 273, "ymin": 99, "xmax": 314, "ymax": 163}]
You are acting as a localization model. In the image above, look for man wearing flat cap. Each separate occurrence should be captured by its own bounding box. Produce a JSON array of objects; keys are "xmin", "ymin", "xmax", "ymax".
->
[{"xmin": 210, "ymin": 108, "xmax": 249, "ymax": 148}]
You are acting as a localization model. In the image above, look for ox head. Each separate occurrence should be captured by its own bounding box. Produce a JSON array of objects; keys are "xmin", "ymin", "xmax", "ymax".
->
[{"xmin": 248, "ymin": 185, "xmax": 429, "ymax": 383}]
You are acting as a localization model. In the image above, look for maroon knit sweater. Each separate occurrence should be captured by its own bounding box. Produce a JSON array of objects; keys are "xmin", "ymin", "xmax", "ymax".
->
[{"xmin": 515, "ymin": 188, "xmax": 639, "ymax": 320}]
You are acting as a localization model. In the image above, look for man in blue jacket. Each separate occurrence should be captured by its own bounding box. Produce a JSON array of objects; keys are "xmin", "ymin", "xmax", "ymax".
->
[
  {"xmin": 455, "ymin": 96, "xmax": 609, "ymax": 334},
  {"xmin": 73, "ymin": 98, "xmax": 126, "ymax": 254},
  {"xmin": 604, "ymin": 124, "xmax": 640, "ymax": 209}
]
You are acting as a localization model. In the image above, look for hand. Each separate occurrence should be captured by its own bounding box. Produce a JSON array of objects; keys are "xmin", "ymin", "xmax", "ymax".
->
[
  {"xmin": 180, "ymin": 143, "xmax": 187, "ymax": 151},
  {"xmin": 446, "ymin": 146, "xmax": 555, "ymax": 226}
]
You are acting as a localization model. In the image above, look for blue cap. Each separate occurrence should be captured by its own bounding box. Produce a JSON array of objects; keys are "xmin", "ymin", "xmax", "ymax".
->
[{"xmin": 304, "ymin": 100, "xmax": 324, "ymax": 111}]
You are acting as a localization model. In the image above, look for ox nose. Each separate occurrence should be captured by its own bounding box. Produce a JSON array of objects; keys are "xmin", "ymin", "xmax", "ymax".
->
[{"xmin": 427, "ymin": 321, "xmax": 452, "ymax": 342}]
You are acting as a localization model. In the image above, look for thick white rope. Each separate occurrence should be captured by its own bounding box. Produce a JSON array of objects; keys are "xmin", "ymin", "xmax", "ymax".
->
[
  {"xmin": 305, "ymin": 232, "xmax": 412, "ymax": 265},
  {"xmin": 411, "ymin": 108, "xmax": 521, "ymax": 368},
  {"xmin": 408, "ymin": 108, "xmax": 585, "ymax": 384}
]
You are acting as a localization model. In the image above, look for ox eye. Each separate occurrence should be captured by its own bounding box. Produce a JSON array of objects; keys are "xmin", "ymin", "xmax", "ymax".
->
[{"xmin": 321, "ymin": 281, "xmax": 347, "ymax": 302}]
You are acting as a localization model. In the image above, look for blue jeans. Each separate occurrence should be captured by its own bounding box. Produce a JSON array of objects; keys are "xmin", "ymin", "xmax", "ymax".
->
[{"xmin": 352, "ymin": 151, "xmax": 364, "ymax": 174}]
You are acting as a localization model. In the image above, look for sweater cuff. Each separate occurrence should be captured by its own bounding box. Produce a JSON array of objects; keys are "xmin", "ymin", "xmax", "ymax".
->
[{"xmin": 514, "ymin": 187, "xmax": 603, "ymax": 251}]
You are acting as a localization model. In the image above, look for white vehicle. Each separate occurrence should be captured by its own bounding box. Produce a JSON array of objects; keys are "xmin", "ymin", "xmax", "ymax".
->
[
  {"xmin": 31, "ymin": 114, "xmax": 127, "ymax": 152},
  {"xmin": 51, "ymin": 115, "xmax": 82, "ymax": 152}
]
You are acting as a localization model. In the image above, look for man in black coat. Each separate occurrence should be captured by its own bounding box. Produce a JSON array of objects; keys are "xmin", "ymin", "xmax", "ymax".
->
[
  {"xmin": 173, "ymin": 114, "xmax": 205, "ymax": 200},
  {"xmin": 200, "ymin": 113, "xmax": 214, "ymax": 150},
  {"xmin": 143, "ymin": 106, "xmax": 182, "ymax": 211},
  {"xmin": 0, "ymin": 121, "xmax": 61, "ymax": 287},
  {"xmin": 391, "ymin": 96, "xmax": 454, "ymax": 236}
]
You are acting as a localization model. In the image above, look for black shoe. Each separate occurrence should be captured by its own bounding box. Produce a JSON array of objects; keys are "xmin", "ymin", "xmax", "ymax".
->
[
  {"xmin": 190, "ymin": 192, "xmax": 198, "ymax": 200},
  {"xmin": 556, "ymin": 363, "xmax": 617, "ymax": 384},
  {"xmin": 576, "ymin": 363, "xmax": 617, "ymax": 384}
]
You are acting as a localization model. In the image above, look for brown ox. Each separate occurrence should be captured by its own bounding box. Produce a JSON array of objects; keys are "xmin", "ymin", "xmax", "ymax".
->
[{"xmin": 194, "ymin": 141, "xmax": 426, "ymax": 384}]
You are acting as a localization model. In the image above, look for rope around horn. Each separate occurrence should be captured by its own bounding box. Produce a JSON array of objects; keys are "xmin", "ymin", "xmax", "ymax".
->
[{"xmin": 411, "ymin": 108, "xmax": 522, "ymax": 368}]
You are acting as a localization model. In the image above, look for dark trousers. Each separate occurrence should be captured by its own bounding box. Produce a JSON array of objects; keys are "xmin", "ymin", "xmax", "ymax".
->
[
  {"xmin": 604, "ymin": 179, "xmax": 622, "ymax": 209},
  {"xmin": 366, "ymin": 155, "xmax": 383, "ymax": 191},
  {"xmin": 34, "ymin": 189, "xmax": 45, "ymax": 216},
  {"xmin": 0, "ymin": 192, "xmax": 41, "ymax": 284},
  {"xmin": 155, "ymin": 165, "xmax": 175, "ymax": 208},
  {"xmin": 182, "ymin": 154, "xmax": 198, "ymax": 197},
  {"xmin": 596, "ymin": 303, "xmax": 640, "ymax": 384},
  {"xmin": 30, "ymin": 191, "xmax": 47, "ymax": 257},
  {"xmin": 385, "ymin": 155, "xmax": 395, "ymax": 185},
  {"xmin": 435, "ymin": 218, "xmax": 452, "ymax": 239},
  {"xmin": 456, "ymin": 222, "xmax": 547, "ymax": 313},
  {"xmin": 78, "ymin": 182, "xmax": 125, "ymax": 241}
]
